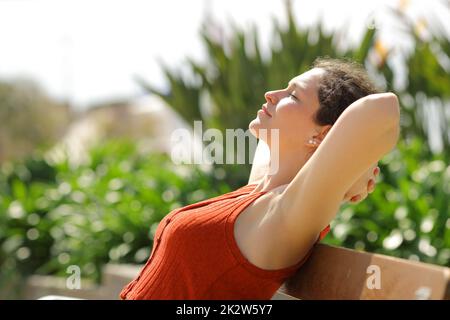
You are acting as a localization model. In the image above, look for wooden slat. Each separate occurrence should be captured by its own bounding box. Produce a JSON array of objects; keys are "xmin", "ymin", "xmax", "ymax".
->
[{"xmin": 278, "ymin": 244, "xmax": 450, "ymax": 300}]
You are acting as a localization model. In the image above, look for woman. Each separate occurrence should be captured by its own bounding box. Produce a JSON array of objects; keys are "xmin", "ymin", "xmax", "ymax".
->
[{"xmin": 120, "ymin": 57, "xmax": 400, "ymax": 300}]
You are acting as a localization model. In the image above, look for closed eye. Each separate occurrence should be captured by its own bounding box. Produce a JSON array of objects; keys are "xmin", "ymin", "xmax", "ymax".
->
[{"xmin": 289, "ymin": 93, "xmax": 299, "ymax": 101}]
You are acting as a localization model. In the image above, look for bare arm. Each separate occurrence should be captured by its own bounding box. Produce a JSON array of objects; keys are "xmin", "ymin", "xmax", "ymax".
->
[{"xmin": 278, "ymin": 93, "xmax": 400, "ymax": 244}]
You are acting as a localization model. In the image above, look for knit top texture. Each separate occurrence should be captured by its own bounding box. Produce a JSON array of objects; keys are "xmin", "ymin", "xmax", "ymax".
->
[{"xmin": 120, "ymin": 183, "xmax": 330, "ymax": 300}]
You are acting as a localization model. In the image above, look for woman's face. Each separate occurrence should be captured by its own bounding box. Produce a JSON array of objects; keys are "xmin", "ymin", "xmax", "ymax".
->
[{"xmin": 249, "ymin": 67, "xmax": 326, "ymax": 151}]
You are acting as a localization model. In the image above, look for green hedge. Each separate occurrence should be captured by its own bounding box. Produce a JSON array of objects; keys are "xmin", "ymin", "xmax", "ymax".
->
[{"xmin": 0, "ymin": 139, "xmax": 231, "ymax": 297}]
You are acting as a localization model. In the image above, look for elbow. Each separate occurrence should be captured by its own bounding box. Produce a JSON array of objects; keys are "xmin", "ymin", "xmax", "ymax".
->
[
  {"xmin": 368, "ymin": 92, "xmax": 401, "ymax": 127},
  {"xmin": 380, "ymin": 93, "xmax": 401, "ymax": 148},
  {"xmin": 384, "ymin": 92, "xmax": 401, "ymax": 123},
  {"xmin": 383, "ymin": 94, "xmax": 401, "ymax": 150}
]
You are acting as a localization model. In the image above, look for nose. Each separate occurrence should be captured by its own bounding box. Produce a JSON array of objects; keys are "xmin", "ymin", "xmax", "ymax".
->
[{"xmin": 264, "ymin": 90, "xmax": 278, "ymax": 105}]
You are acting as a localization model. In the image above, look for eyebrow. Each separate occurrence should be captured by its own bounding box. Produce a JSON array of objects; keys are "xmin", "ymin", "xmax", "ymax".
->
[{"xmin": 287, "ymin": 81, "xmax": 305, "ymax": 96}]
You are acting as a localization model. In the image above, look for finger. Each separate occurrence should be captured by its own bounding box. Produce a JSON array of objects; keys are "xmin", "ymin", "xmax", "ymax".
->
[
  {"xmin": 352, "ymin": 190, "xmax": 369, "ymax": 202},
  {"xmin": 367, "ymin": 178, "xmax": 375, "ymax": 188},
  {"xmin": 373, "ymin": 167, "xmax": 380, "ymax": 176},
  {"xmin": 359, "ymin": 193, "xmax": 368, "ymax": 202}
]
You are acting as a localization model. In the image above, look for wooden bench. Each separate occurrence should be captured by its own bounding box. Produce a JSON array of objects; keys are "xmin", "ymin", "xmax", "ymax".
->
[
  {"xmin": 271, "ymin": 244, "xmax": 450, "ymax": 300},
  {"xmin": 36, "ymin": 246, "xmax": 449, "ymax": 300}
]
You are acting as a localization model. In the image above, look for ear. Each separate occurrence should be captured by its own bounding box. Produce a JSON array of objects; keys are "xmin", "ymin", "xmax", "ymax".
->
[{"xmin": 316, "ymin": 125, "xmax": 333, "ymax": 142}]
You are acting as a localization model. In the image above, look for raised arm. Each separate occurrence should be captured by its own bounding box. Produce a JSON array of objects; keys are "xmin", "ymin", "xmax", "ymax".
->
[{"xmin": 278, "ymin": 92, "xmax": 400, "ymax": 243}]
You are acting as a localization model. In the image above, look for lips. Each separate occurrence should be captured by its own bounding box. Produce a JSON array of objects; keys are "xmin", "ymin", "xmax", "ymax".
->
[{"xmin": 262, "ymin": 105, "xmax": 272, "ymax": 117}]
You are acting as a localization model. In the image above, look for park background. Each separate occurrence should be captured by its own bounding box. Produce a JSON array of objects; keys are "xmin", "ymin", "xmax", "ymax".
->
[{"xmin": 0, "ymin": 0, "xmax": 449, "ymax": 298}]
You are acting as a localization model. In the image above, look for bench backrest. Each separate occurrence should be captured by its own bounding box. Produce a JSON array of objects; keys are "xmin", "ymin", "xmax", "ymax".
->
[{"xmin": 277, "ymin": 244, "xmax": 450, "ymax": 300}]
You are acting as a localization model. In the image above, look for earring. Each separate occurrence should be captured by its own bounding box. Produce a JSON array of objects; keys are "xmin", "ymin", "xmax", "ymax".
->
[{"xmin": 308, "ymin": 139, "xmax": 318, "ymax": 145}]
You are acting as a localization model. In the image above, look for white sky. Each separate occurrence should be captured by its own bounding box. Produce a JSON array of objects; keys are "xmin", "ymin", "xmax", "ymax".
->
[{"xmin": 0, "ymin": 0, "xmax": 448, "ymax": 109}]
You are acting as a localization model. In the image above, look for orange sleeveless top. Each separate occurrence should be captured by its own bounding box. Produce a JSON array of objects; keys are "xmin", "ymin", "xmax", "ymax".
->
[{"xmin": 120, "ymin": 183, "xmax": 330, "ymax": 300}]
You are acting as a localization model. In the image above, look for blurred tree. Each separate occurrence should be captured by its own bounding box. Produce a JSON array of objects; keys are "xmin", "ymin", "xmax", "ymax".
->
[
  {"xmin": 378, "ymin": 4, "xmax": 450, "ymax": 154},
  {"xmin": 0, "ymin": 78, "xmax": 72, "ymax": 163}
]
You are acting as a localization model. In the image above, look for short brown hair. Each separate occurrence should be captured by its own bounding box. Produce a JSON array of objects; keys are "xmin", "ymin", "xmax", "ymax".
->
[{"xmin": 312, "ymin": 57, "xmax": 380, "ymax": 126}]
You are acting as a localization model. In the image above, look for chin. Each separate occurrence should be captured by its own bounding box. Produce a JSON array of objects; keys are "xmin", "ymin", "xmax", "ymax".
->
[
  {"xmin": 249, "ymin": 119, "xmax": 270, "ymax": 144},
  {"xmin": 248, "ymin": 118, "xmax": 261, "ymax": 138}
]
